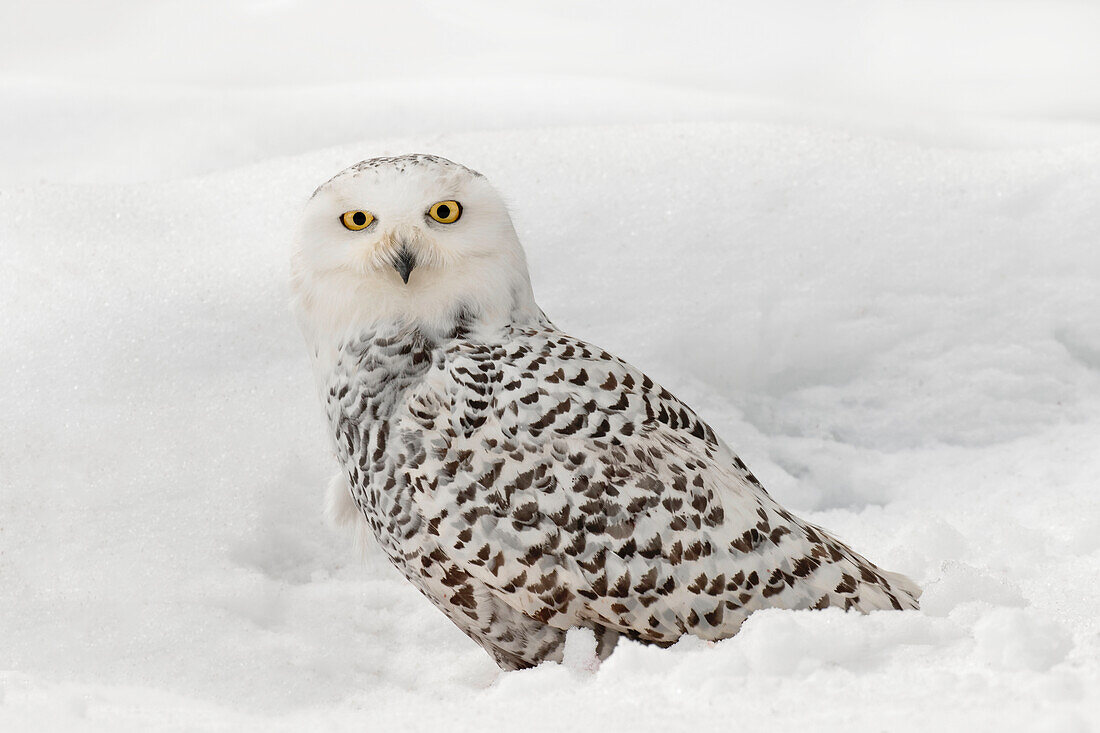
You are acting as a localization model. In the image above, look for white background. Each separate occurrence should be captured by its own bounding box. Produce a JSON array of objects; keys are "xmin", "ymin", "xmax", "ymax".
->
[{"xmin": 2, "ymin": 2, "xmax": 1099, "ymax": 731}]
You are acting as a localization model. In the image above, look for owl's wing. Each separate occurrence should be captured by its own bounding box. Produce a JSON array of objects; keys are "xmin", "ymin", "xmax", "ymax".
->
[{"xmin": 401, "ymin": 327, "xmax": 918, "ymax": 643}]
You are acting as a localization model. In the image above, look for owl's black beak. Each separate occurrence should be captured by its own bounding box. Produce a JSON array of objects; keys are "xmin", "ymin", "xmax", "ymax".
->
[{"xmin": 393, "ymin": 246, "xmax": 416, "ymax": 284}]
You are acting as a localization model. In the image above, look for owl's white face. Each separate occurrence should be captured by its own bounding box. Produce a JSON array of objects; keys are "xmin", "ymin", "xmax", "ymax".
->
[{"xmin": 292, "ymin": 155, "xmax": 539, "ymax": 346}]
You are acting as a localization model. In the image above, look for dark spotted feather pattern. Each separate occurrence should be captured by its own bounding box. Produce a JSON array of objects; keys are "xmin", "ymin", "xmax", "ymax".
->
[{"xmin": 326, "ymin": 321, "xmax": 920, "ymax": 669}]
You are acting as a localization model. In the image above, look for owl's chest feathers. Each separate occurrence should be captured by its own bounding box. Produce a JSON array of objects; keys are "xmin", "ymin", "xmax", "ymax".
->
[
  {"xmin": 325, "ymin": 328, "xmax": 437, "ymax": 426},
  {"xmin": 322, "ymin": 327, "xmax": 446, "ymax": 553}
]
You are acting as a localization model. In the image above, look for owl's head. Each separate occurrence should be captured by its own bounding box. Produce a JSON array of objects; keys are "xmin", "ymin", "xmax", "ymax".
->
[{"xmin": 292, "ymin": 155, "xmax": 539, "ymax": 343}]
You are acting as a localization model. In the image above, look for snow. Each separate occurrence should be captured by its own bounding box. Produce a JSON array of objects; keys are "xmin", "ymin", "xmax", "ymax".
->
[
  {"xmin": 2, "ymin": 2, "xmax": 1100, "ymax": 731},
  {"xmin": 561, "ymin": 628, "xmax": 600, "ymax": 677}
]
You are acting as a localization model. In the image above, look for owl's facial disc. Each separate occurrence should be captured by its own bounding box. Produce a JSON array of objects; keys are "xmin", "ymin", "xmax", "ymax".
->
[{"xmin": 293, "ymin": 154, "xmax": 542, "ymax": 336}]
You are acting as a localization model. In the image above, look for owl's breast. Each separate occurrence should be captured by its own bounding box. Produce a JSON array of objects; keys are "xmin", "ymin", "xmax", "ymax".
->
[{"xmin": 322, "ymin": 326, "xmax": 443, "ymax": 559}]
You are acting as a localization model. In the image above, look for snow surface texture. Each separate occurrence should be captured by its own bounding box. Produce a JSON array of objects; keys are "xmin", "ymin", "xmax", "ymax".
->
[{"xmin": 2, "ymin": 2, "xmax": 1100, "ymax": 731}]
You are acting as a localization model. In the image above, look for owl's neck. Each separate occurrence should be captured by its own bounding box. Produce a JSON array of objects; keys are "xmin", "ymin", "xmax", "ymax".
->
[{"xmin": 302, "ymin": 306, "xmax": 549, "ymax": 408}]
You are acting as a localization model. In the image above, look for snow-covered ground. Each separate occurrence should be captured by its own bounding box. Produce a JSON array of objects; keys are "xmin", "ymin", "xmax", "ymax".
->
[{"xmin": 2, "ymin": 2, "xmax": 1099, "ymax": 731}]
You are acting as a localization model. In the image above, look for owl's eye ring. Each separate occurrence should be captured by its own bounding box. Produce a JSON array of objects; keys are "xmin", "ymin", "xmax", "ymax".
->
[
  {"xmin": 428, "ymin": 200, "xmax": 462, "ymax": 224},
  {"xmin": 341, "ymin": 211, "xmax": 374, "ymax": 230}
]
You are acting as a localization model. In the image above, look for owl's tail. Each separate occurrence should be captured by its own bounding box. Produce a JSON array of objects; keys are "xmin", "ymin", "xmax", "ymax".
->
[
  {"xmin": 881, "ymin": 568, "xmax": 922, "ymax": 604},
  {"xmin": 839, "ymin": 549, "xmax": 922, "ymax": 613},
  {"xmin": 793, "ymin": 519, "xmax": 922, "ymax": 613}
]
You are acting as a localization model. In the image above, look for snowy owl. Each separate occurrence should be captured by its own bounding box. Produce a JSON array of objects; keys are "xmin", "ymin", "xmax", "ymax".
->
[{"xmin": 292, "ymin": 154, "xmax": 920, "ymax": 670}]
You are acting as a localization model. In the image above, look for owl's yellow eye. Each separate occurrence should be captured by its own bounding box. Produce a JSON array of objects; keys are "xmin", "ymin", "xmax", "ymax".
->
[
  {"xmin": 428, "ymin": 200, "xmax": 462, "ymax": 224},
  {"xmin": 340, "ymin": 211, "xmax": 374, "ymax": 230}
]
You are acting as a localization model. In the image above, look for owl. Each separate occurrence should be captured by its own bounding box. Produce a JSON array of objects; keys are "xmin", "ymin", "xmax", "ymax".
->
[{"xmin": 291, "ymin": 154, "xmax": 920, "ymax": 670}]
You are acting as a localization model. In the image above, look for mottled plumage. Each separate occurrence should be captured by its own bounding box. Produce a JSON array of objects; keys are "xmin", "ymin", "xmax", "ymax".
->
[{"xmin": 293, "ymin": 154, "xmax": 919, "ymax": 670}]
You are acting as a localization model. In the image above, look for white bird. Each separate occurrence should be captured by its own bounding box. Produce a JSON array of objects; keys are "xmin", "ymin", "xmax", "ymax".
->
[{"xmin": 292, "ymin": 154, "xmax": 920, "ymax": 670}]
